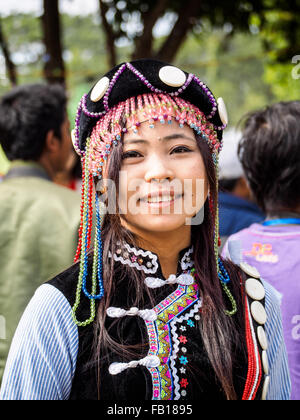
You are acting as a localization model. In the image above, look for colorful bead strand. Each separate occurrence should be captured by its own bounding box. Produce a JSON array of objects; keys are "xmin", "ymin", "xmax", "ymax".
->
[
  {"xmin": 72, "ymin": 138, "xmax": 104, "ymax": 326},
  {"xmin": 74, "ymin": 156, "xmax": 86, "ymax": 263},
  {"xmin": 72, "ymin": 138, "xmax": 95, "ymax": 325}
]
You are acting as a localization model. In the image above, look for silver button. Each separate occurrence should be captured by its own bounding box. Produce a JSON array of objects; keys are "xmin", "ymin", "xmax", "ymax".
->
[
  {"xmin": 262, "ymin": 350, "xmax": 269, "ymax": 375},
  {"xmin": 158, "ymin": 66, "xmax": 186, "ymax": 87},
  {"xmin": 251, "ymin": 301, "xmax": 267, "ymax": 325},
  {"xmin": 90, "ymin": 77, "xmax": 110, "ymax": 102},
  {"xmin": 217, "ymin": 97, "xmax": 228, "ymax": 126},
  {"xmin": 245, "ymin": 278, "xmax": 265, "ymax": 301},
  {"xmin": 240, "ymin": 262, "xmax": 260, "ymax": 278},
  {"xmin": 257, "ymin": 326, "xmax": 268, "ymax": 350},
  {"xmin": 261, "ymin": 375, "xmax": 270, "ymax": 400}
]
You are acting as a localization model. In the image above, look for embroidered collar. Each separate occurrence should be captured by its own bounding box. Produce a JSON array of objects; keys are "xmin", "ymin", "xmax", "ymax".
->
[{"xmin": 109, "ymin": 241, "xmax": 194, "ymax": 278}]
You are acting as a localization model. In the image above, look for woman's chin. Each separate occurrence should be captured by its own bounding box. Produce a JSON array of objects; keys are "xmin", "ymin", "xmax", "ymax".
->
[{"xmin": 123, "ymin": 213, "xmax": 191, "ymax": 234}]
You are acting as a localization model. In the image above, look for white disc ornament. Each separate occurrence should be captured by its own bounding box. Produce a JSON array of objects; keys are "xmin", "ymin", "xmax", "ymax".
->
[
  {"xmin": 245, "ymin": 278, "xmax": 265, "ymax": 301},
  {"xmin": 90, "ymin": 77, "xmax": 110, "ymax": 102},
  {"xmin": 217, "ymin": 97, "xmax": 228, "ymax": 126},
  {"xmin": 257, "ymin": 326, "xmax": 268, "ymax": 350},
  {"xmin": 262, "ymin": 350, "xmax": 269, "ymax": 375},
  {"xmin": 261, "ymin": 375, "xmax": 270, "ymax": 400},
  {"xmin": 159, "ymin": 66, "xmax": 186, "ymax": 88},
  {"xmin": 240, "ymin": 262, "xmax": 260, "ymax": 279},
  {"xmin": 250, "ymin": 301, "xmax": 267, "ymax": 325},
  {"xmin": 71, "ymin": 129, "xmax": 80, "ymax": 156}
]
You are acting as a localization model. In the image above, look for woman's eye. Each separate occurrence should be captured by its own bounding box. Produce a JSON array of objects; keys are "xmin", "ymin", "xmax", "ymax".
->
[
  {"xmin": 122, "ymin": 151, "xmax": 142, "ymax": 159},
  {"xmin": 171, "ymin": 146, "xmax": 191, "ymax": 154}
]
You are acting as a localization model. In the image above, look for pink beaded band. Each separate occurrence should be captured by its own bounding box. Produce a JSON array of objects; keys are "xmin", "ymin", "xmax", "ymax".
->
[
  {"xmin": 72, "ymin": 63, "xmax": 223, "ymax": 156},
  {"xmin": 88, "ymin": 93, "xmax": 220, "ymax": 178}
]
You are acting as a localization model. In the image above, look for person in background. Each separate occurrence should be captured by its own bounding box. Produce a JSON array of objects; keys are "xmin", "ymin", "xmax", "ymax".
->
[
  {"xmin": 218, "ymin": 128, "xmax": 264, "ymax": 249},
  {"xmin": 53, "ymin": 150, "xmax": 82, "ymax": 192},
  {"xmin": 0, "ymin": 84, "xmax": 81, "ymax": 384},
  {"xmin": 0, "ymin": 145, "xmax": 9, "ymax": 182},
  {"xmin": 222, "ymin": 101, "xmax": 300, "ymax": 400}
]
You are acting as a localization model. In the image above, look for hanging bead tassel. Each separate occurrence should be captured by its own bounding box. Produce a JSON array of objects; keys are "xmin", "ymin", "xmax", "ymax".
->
[
  {"xmin": 218, "ymin": 257, "xmax": 237, "ymax": 316},
  {"xmin": 212, "ymin": 154, "xmax": 237, "ymax": 316},
  {"xmin": 73, "ymin": 156, "xmax": 86, "ymax": 263},
  {"xmin": 72, "ymin": 138, "xmax": 104, "ymax": 327}
]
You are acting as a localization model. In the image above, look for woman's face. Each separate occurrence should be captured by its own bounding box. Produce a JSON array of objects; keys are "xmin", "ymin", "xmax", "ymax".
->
[{"xmin": 116, "ymin": 120, "xmax": 209, "ymax": 235}]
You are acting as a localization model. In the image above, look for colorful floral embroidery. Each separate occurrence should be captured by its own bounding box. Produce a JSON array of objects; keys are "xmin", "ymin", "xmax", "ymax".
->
[
  {"xmin": 179, "ymin": 356, "xmax": 188, "ymax": 365},
  {"xmin": 180, "ymin": 378, "xmax": 189, "ymax": 388},
  {"xmin": 169, "ymin": 300, "xmax": 202, "ymax": 399},
  {"xmin": 179, "ymin": 335, "xmax": 187, "ymax": 344},
  {"xmin": 145, "ymin": 277, "xmax": 199, "ymax": 400}
]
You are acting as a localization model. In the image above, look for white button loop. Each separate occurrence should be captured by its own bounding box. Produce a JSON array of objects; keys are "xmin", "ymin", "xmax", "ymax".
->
[
  {"xmin": 109, "ymin": 355, "xmax": 160, "ymax": 375},
  {"xmin": 106, "ymin": 306, "xmax": 157, "ymax": 321},
  {"xmin": 145, "ymin": 273, "xmax": 194, "ymax": 289}
]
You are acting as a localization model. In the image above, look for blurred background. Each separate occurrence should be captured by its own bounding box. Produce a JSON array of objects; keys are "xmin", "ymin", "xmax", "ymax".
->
[{"xmin": 0, "ymin": 0, "xmax": 299, "ymax": 174}]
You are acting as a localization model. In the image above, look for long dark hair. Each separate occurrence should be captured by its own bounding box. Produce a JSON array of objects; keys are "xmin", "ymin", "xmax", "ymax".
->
[{"xmin": 93, "ymin": 132, "xmax": 246, "ymax": 400}]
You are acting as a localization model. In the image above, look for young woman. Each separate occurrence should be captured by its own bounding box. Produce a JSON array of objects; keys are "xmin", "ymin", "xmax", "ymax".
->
[{"xmin": 0, "ymin": 59, "xmax": 290, "ymax": 400}]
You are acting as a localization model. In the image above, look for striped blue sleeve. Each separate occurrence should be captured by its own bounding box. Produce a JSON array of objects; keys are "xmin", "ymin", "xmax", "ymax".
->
[
  {"xmin": 0, "ymin": 284, "xmax": 78, "ymax": 400},
  {"xmin": 263, "ymin": 280, "xmax": 291, "ymax": 400}
]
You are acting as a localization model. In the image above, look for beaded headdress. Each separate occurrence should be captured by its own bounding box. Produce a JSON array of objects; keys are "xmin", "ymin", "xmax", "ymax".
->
[{"xmin": 71, "ymin": 59, "xmax": 235, "ymax": 326}]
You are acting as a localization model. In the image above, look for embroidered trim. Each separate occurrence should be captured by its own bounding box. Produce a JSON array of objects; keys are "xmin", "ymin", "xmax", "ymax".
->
[
  {"xmin": 109, "ymin": 242, "xmax": 194, "ymax": 277},
  {"xmin": 144, "ymin": 277, "xmax": 199, "ymax": 400},
  {"xmin": 170, "ymin": 300, "xmax": 202, "ymax": 400},
  {"xmin": 109, "ymin": 242, "xmax": 159, "ymax": 274},
  {"xmin": 180, "ymin": 247, "xmax": 194, "ymax": 271}
]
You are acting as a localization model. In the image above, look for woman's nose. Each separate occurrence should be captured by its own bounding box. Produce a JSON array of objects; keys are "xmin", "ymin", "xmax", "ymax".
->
[{"xmin": 144, "ymin": 154, "xmax": 174, "ymax": 183}]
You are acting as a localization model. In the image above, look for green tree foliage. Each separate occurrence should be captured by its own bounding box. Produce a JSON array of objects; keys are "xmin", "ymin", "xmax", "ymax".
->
[
  {"xmin": 248, "ymin": 2, "xmax": 300, "ymax": 100},
  {"xmin": 98, "ymin": 0, "xmax": 300, "ymax": 64},
  {"xmin": 0, "ymin": 6, "xmax": 298, "ymax": 131}
]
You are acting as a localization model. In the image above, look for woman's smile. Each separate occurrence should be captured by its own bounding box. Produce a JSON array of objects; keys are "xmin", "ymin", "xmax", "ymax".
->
[
  {"xmin": 118, "ymin": 120, "xmax": 209, "ymax": 233},
  {"xmin": 139, "ymin": 192, "xmax": 184, "ymax": 209}
]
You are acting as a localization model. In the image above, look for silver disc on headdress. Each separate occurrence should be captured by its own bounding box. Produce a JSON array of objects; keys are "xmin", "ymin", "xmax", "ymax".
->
[
  {"xmin": 90, "ymin": 77, "xmax": 110, "ymax": 102},
  {"xmin": 159, "ymin": 66, "xmax": 186, "ymax": 87}
]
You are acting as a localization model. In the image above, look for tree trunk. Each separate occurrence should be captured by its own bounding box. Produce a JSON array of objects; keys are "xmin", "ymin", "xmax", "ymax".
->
[
  {"xmin": 99, "ymin": 0, "xmax": 117, "ymax": 68},
  {"xmin": 132, "ymin": 0, "xmax": 170, "ymax": 60},
  {"xmin": 0, "ymin": 18, "xmax": 17, "ymax": 86},
  {"xmin": 41, "ymin": 0, "xmax": 65, "ymax": 85},
  {"xmin": 155, "ymin": 0, "xmax": 201, "ymax": 63}
]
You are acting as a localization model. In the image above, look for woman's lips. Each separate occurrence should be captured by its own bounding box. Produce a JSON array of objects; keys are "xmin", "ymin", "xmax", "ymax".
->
[{"xmin": 139, "ymin": 193, "xmax": 183, "ymax": 208}]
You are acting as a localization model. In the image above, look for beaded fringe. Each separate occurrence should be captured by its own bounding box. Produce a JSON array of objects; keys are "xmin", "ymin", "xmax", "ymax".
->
[
  {"xmin": 72, "ymin": 138, "xmax": 104, "ymax": 326},
  {"xmin": 87, "ymin": 93, "xmax": 221, "ymax": 179}
]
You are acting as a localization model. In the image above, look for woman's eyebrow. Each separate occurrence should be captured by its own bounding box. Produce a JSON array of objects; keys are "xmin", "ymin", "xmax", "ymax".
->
[
  {"xmin": 124, "ymin": 134, "xmax": 196, "ymax": 145},
  {"xmin": 160, "ymin": 134, "xmax": 196, "ymax": 142},
  {"xmin": 123, "ymin": 139, "xmax": 148, "ymax": 146}
]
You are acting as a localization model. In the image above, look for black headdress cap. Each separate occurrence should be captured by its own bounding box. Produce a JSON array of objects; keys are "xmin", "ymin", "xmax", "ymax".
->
[{"xmin": 77, "ymin": 59, "xmax": 226, "ymax": 152}]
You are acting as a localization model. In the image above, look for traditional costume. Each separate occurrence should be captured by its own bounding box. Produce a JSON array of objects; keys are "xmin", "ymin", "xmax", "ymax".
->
[{"xmin": 0, "ymin": 60, "xmax": 290, "ymax": 400}]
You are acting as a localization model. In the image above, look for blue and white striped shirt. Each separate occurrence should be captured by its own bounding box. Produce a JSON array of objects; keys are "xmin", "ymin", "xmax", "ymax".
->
[{"xmin": 0, "ymin": 280, "xmax": 291, "ymax": 400}]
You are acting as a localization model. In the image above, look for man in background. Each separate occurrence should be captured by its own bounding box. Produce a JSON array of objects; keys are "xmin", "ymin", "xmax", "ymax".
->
[
  {"xmin": 218, "ymin": 128, "xmax": 264, "ymax": 248},
  {"xmin": 0, "ymin": 84, "xmax": 81, "ymax": 384},
  {"xmin": 222, "ymin": 102, "xmax": 300, "ymax": 399}
]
